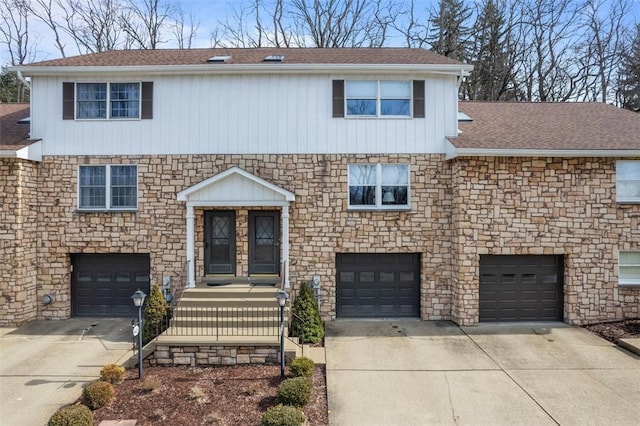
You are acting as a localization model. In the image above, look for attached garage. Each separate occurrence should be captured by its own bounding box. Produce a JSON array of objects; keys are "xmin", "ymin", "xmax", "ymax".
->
[
  {"xmin": 336, "ymin": 253, "xmax": 420, "ymax": 318},
  {"xmin": 71, "ymin": 254, "xmax": 150, "ymax": 317},
  {"xmin": 479, "ymin": 255, "xmax": 564, "ymax": 322}
]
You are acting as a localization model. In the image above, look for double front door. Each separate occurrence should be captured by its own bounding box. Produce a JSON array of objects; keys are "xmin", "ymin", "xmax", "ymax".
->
[{"xmin": 204, "ymin": 210, "xmax": 280, "ymax": 276}]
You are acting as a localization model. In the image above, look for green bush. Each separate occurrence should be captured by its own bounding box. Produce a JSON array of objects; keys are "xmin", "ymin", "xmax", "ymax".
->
[
  {"xmin": 143, "ymin": 283, "xmax": 170, "ymax": 344},
  {"xmin": 261, "ymin": 404, "xmax": 305, "ymax": 426},
  {"xmin": 289, "ymin": 356, "xmax": 314, "ymax": 378},
  {"xmin": 290, "ymin": 282, "xmax": 324, "ymax": 344},
  {"xmin": 277, "ymin": 377, "xmax": 312, "ymax": 407},
  {"xmin": 47, "ymin": 404, "xmax": 93, "ymax": 426},
  {"xmin": 81, "ymin": 381, "xmax": 114, "ymax": 410},
  {"xmin": 99, "ymin": 363, "xmax": 125, "ymax": 385}
]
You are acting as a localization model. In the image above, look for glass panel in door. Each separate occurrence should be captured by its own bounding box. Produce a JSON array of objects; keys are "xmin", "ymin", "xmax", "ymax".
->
[
  {"xmin": 204, "ymin": 211, "xmax": 236, "ymax": 274},
  {"xmin": 249, "ymin": 211, "xmax": 280, "ymax": 275}
]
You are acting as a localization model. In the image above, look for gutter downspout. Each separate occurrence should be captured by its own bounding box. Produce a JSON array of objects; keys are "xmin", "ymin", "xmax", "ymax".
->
[{"xmin": 456, "ymin": 68, "xmax": 467, "ymax": 90}]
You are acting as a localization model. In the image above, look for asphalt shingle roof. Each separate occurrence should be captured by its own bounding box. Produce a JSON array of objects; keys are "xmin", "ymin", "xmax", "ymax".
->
[
  {"xmin": 455, "ymin": 101, "xmax": 640, "ymax": 151},
  {"xmin": 0, "ymin": 103, "xmax": 30, "ymax": 150},
  {"xmin": 25, "ymin": 48, "xmax": 464, "ymax": 67}
]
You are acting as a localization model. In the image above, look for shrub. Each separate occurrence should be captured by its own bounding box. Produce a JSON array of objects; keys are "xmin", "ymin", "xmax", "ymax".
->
[
  {"xmin": 290, "ymin": 281, "xmax": 324, "ymax": 344},
  {"xmin": 188, "ymin": 385, "xmax": 209, "ymax": 404},
  {"xmin": 261, "ymin": 404, "xmax": 305, "ymax": 426},
  {"xmin": 81, "ymin": 380, "xmax": 115, "ymax": 410},
  {"xmin": 143, "ymin": 283, "xmax": 170, "ymax": 344},
  {"xmin": 47, "ymin": 404, "xmax": 93, "ymax": 426},
  {"xmin": 289, "ymin": 356, "xmax": 314, "ymax": 378},
  {"xmin": 141, "ymin": 374, "xmax": 162, "ymax": 392},
  {"xmin": 277, "ymin": 377, "xmax": 312, "ymax": 407},
  {"xmin": 99, "ymin": 363, "xmax": 125, "ymax": 385}
]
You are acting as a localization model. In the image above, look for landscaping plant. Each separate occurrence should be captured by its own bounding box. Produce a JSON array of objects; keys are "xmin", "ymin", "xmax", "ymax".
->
[
  {"xmin": 277, "ymin": 376, "xmax": 312, "ymax": 407},
  {"xmin": 99, "ymin": 363, "xmax": 125, "ymax": 385},
  {"xmin": 261, "ymin": 404, "xmax": 306, "ymax": 426},
  {"xmin": 47, "ymin": 404, "xmax": 93, "ymax": 426},
  {"xmin": 143, "ymin": 283, "xmax": 170, "ymax": 344},
  {"xmin": 289, "ymin": 356, "xmax": 314, "ymax": 378},
  {"xmin": 290, "ymin": 281, "xmax": 324, "ymax": 344},
  {"xmin": 81, "ymin": 380, "xmax": 115, "ymax": 410}
]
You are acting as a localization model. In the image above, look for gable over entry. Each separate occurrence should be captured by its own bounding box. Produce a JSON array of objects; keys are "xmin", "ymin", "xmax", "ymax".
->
[{"xmin": 177, "ymin": 167, "xmax": 295, "ymax": 288}]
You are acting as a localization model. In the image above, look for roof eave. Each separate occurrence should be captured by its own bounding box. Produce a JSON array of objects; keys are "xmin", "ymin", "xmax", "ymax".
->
[
  {"xmin": 0, "ymin": 140, "xmax": 42, "ymax": 161},
  {"xmin": 445, "ymin": 143, "xmax": 640, "ymax": 160},
  {"xmin": 12, "ymin": 63, "xmax": 473, "ymax": 77}
]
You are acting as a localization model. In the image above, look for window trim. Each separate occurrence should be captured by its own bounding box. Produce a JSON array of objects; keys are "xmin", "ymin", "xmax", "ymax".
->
[
  {"xmin": 77, "ymin": 164, "xmax": 138, "ymax": 211},
  {"xmin": 344, "ymin": 80, "xmax": 413, "ymax": 118},
  {"xmin": 616, "ymin": 160, "xmax": 640, "ymax": 204},
  {"xmin": 75, "ymin": 82, "xmax": 141, "ymax": 120},
  {"xmin": 619, "ymin": 250, "xmax": 640, "ymax": 286},
  {"xmin": 347, "ymin": 163, "xmax": 411, "ymax": 211}
]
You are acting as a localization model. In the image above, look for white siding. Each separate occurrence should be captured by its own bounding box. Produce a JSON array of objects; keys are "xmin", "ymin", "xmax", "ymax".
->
[
  {"xmin": 31, "ymin": 73, "xmax": 459, "ymax": 156},
  {"xmin": 187, "ymin": 174, "xmax": 287, "ymax": 203}
]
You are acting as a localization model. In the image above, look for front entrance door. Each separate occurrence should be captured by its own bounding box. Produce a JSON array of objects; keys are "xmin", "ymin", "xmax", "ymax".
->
[
  {"xmin": 249, "ymin": 211, "xmax": 280, "ymax": 275},
  {"xmin": 204, "ymin": 211, "xmax": 236, "ymax": 274}
]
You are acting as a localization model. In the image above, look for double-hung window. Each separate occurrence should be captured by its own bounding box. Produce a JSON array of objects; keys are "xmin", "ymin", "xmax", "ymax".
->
[
  {"xmin": 619, "ymin": 251, "xmax": 640, "ymax": 286},
  {"xmin": 348, "ymin": 164, "xmax": 410, "ymax": 210},
  {"xmin": 78, "ymin": 165, "xmax": 138, "ymax": 210},
  {"xmin": 76, "ymin": 82, "xmax": 141, "ymax": 119},
  {"xmin": 346, "ymin": 81, "xmax": 412, "ymax": 117},
  {"xmin": 616, "ymin": 161, "xmax": 640, "ymax": 203}
]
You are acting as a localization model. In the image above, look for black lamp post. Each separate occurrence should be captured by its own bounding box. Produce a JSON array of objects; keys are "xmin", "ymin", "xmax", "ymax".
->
[
  {"xmin": 131, "ymin": 289, "xmax": 147, "ymax": 379},
  {"xmin": 276, "ymin": 290, "xmax": 289, "ymax": 378}
]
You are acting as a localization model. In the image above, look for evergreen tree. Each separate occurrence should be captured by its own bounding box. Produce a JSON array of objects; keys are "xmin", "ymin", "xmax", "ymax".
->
[
  {"xmin": 142, "ymin": 283, "xmax": 170, "ymax": 344},
  {"xmin": 290, "ymin": 281, "xmax": 324, "ymax": 344},
  {"xmin": 0, "ymin": 68, "xmax": 29, "ymax": 103},
  {"xmin": 617, "ymin": 24, "xmax": 640, "ymax": 112},
  {"xmin": 426, "ymin": 0, "xmax": 472, "ymax": 61}
]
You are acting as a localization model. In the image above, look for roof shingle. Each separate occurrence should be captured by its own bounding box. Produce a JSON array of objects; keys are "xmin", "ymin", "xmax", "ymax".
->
[
  {"xmin": 454, "ymin": 102, "xmax": 640, "ymax": 151},
  {"xmin": 0, "ymin": 103, "xmax": 31, "ymax": 150},
  {"xmin": 24, "ymin": 47, "xmax": 463, "ymax": 67}
]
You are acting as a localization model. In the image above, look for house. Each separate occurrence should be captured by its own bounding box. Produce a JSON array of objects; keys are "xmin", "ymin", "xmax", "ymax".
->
[{"xmin": 1, "ymin": 48, "xmax": 639, "ymax": 331}]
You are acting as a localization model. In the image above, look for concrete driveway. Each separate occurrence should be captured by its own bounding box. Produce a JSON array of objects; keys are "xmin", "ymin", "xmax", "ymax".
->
[
  {"xmin": 326, "ymin": 320, "xmax": 640, "ymax": 426},
  {"xmin": 0, "ymin": 318, "xmax": 134, "ymax": 426}
]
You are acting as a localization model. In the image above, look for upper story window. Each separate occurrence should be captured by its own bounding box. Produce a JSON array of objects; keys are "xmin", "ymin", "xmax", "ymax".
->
[
  {"xmin": 78, "ymin": 165, "xmax": 137, "ymax": 210},
  {"xmin": 346, "ymin": 81, "xmax": 411, "ymax": 117},
  {"xmin": 333, "ymin": 80, "xmax": 425, "ymax": 118},
  {"xmin": 616, "ymin": 161, "xmax": 640, "ymax": 203},
  {"xmin": 63, "ymin": 82, "xmax": 153, "ymax": 120},
  {"xmin": 619, "ymin": 251, "xmax": 640, "ymax": 286},
  {"xmin": 348, "ymin": 164, "xmax": 410, "ymax": 210},
  {"xmin": 76, "ymin": 82, "xmax": 140, "ymax": 119}
]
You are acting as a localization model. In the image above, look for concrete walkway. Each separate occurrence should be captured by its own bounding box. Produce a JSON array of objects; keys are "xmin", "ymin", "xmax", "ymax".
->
[
  {"xmin": 326, "ymin": 320, "xmax": 640, "ymax": 426},
  {"xmin": 0, "ymin": 318, "xmax": 134, "ymax": 426}
]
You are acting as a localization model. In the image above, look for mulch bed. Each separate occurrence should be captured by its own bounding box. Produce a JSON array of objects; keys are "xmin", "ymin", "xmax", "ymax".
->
[
  {"xmin": 93, "ymin": 365, "xmax": 328, "ymax": 425},
  {"xmin": 584, "ymin": 319, "xmax": 640, "ymax": 344}
]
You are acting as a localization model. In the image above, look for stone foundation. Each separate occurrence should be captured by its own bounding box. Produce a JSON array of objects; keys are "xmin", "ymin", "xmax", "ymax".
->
[{"xmin": 148, "ymin": 344, "xmax": 280, "ymax": 367}]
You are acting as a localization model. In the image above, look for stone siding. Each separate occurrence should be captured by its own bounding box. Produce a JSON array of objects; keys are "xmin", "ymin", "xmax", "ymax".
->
[
  {"xmin": 35, "ymin": 154, "xmax": 453, "ymax": 322},
  {"xmin": 148, "ymin": 344, "xmax": 280, "ymax": 367},
  {"xmin": 451, "ymin": 157, "xmax": 640, "ymax": 325},
  {"xmin": 0, "ymin": 159, "xmax": 39, "ymax": 326}
]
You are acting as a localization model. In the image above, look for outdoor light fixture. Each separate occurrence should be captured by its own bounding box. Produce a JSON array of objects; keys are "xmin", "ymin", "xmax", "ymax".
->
[
  {"xmin": 131, "ymin": 289, "xmax": 147, "ymax": 379},
  {"xmin": 276, "ymin": 290, "xmax": 289, "ymax": 378}
]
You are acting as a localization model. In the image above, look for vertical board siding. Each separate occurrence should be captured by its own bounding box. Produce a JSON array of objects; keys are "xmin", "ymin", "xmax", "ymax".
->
[{"xmin": 32, "ymin": 74, "xmax": 458, "ymax": 156}]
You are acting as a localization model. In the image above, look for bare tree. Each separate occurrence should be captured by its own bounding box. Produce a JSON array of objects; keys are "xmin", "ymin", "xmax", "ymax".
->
[
  {"xmin": 121, "ymin": 0, "xmax": 174, "ymax": 49},
  {"xmin": 170, "ymin": 2, "xmax": 199, "ymax": 49},
  {"xmin": 0, "ymin": 0, "xmax": 34, "ymax": 65},
  {"xmin": 27, "ymin": 0, "xmax": 67, "ymax": 57},
  {"xmin": 58, "ymin": 0, "xmax": 124, "ymax": 53}
]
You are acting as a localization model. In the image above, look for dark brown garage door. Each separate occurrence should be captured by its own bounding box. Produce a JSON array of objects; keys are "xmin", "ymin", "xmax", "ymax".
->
[
  {"xmin": 71, "ymin": 254, "xmax": 150, "ymax": 317},
  {"xmin": 479, "ymin": 255, "xmax": 563, "ymax": 322},
  {"xmin": 336, "ymin": 253, "xmax": 420, "ymax": 318}
]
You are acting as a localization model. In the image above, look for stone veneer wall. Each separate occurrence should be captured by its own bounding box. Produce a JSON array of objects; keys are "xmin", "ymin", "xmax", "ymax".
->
[
  {"xmin": 147, "ymin": 344, "xmax": 280, "ymax": 367},
  {"xmin": 0, "ymin": 159, "xmax": 39, "ymax": 326},
  {"xmin": 37, "ymin": 154, "xmax": 454, "ymax": 322},
  {"xmin": 451, "ymin": 157, "xmax": 640, "ymax": 325}
]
